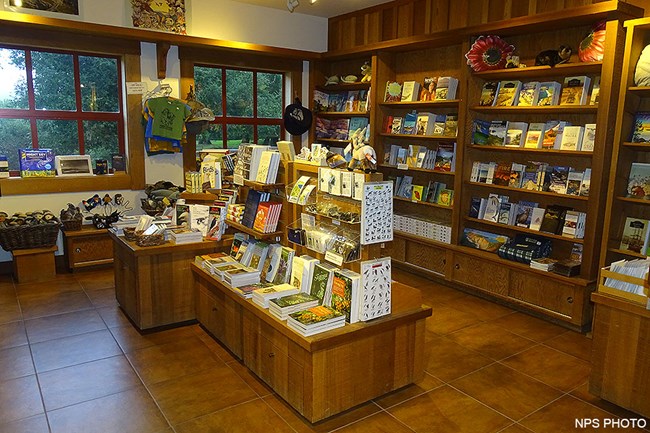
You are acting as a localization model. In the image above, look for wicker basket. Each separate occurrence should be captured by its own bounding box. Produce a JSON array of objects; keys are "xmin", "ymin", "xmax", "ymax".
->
[
  {"xmin": 0, "ymin": 223, "xmax": 60, "ymax": 251},
  {"xmin": 123, "ymin": 227, "xmax": 138, "ymax": 242},
  {"xmin": 61, "ymin": 219, "xmax": 83, "ymax": 232},
  {"xmin": 135, "ymin": 233, "xmax": 165, "ymax": 247}
]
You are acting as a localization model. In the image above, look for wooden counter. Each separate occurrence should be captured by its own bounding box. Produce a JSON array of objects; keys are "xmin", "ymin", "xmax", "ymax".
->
[
  {"xmin": 192, "ymin": 263, "xmax": 432, "ymax": 422},
  {"xmin": 111, "ymin": 232, "xmax": 227, "ymax": 330},
  {"xmin": 590, "ymin": 292, "xmax": 650, "ymax": 418}
]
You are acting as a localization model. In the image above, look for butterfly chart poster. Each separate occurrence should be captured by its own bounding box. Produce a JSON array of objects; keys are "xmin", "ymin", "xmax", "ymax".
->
[
  {"xmin": 361, "ymin": 181, "xmax": 393, "ymax": 245},
  {"xmin": 131, "ymin": 0, "xmax": 187, "ymax": 35},
  {"xmin": 360, "ymin": 257, "xmax": 391, "ymax": 321}
]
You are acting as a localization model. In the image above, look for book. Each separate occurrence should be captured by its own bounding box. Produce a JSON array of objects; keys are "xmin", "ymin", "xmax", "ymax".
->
[
  {"xmin": 460, "ymin": 228, "xmax": 509, "ymax": 252},
  {"xmin": 472, "ymin": 119, "xmax": 491, "ymax": 145},
  {"xmin": 289, "ymin": 175, "xmax": 310, "ymax": 203},
  {"xmin": 548, "ymin": 166, "xmax": 570, "ymax": 194},
  {"xmin": 432, "ymin": 114, "xmax": 447, "ymax": 135},
  {"xmin": 627, "ymin": 162, "xmax": 650, "ymax": 199},
  {"xmin": 487, "ymin": 120, "xmax": 508, "ymax": 146},
  {"xmin": 523, "ymin": 123, "xmax": 546, "ymax": 148},
  {"xmin": 416, "ymin": 113, "xmax": 435, "ymax": 135},
  {"xmin": 286, "ymin": 306, "xmax": 345, "ymax": 336},
  {"xmin": 310, "ymin": 262, "xmax": 337, "ymax": 304},
  {"xmin": 401, "ymin": 111, "xmax": 418, "ymax": 135},
  {"xmin": 269, "ymin": 293, "xmax": 320, "ymax": 320},
  {"xmin": 561, "ymin": 210, "xmax": 582, "ymax": 238},
  {"xmin": 434, "ymin": 76, "xmax": 458, "ymax": 100},
  {"xmin": 494, "ymin": 80, "xmax": 522, "ymax": 106},
  {"xmin": 542, "ymin": 120, "xmax": 567, "ymax": 149},
  {"xmin": 434, "ymin": 143, "xmax": 455, "ymax": 172},
  {"xmin": 19, "ymin": 149, "xmax": 55, "ymax": 177},
  {"xmin": 492, "ymin": 162, "xmax": 512, "ymax": 186},
  {"xmin": 444, "ymin": 114, "xmax": 458, "ymax": 136},
  {"xmin": 482, "ymin": 193, "xmax": 502, "ymax": 223},
  {"xmin": 514, "ymin": 201, "xmax": 538, "ymax": 228},
  {"xmin": 206, "ymin": 205, "xmax": 226, "ymax": 241},
  {"xmin": 560, "ymin": 76, "xmax": 591, "ymax": 105},
  {"xmin": 566, "ymin": 170, "xmax": 584, "ymax": 196},
  {"xmin": 631, "ymin": 112, "xmax": 650, "ymax": 142},
  {"xmin": 537, "ymin": 81, "xmax": 561, "ymax": 106},
  {"xmin": 590, "ymin": 76, "xmax": 600, "ymax": 105},
  {"xmin": 437, "ymin": 189, "xmax": 453, "ymax": 206},
  {"xmin": 400, "ymin": 80, "xmax": 420, "ymax": 102},
  {"xmin": 540, "ymin": 205, "xmax": 572, "ymax": 235},
  {"xmin": 411, "ymin": 184, "xmax": 425, "ymax": 201},
  {"xmin": 272, "ymin": 247, "xmax": 295, "ymax": 285},
  {"xmin": 479, "ymin": 81, "xmax": 499, "ymax": 106},
  {"xmin": 348, "ymin": 117, "xmax": 369, "ymax": 139},
  {"xmin": 518, "ymin": 81, "xmax": 540, "ymax": 106},
  {"xmin": 582, "ymin": 124, "xmax": 596, "ymax": 151},
  {"xmin": 559, "ymin": 126, "xmax": 584, "ymax": 151},
  {"xmin": 384, "ymin": 81, "xmax": 402, "ymax": 102},
  {"xmin": 579, "ymin": 168, "xmax": 591, "ymax": 197},
  {"xmin": 327, "ymin": 92, "xmax": 347, "ymax": 112},
  {"xmin": 189, "ymin": 204, "xmax": 210, "ymax": 236},
  {"xmin": 359, "ymin": 257, "xmax": 392, "ymax": 321},
  {"xmin": 619, "ymin": 217, "xmax": 650, "ymax": 253},
  {"xmin": 420, "ymin": 76, "xmax": 438, "ymax": 101},
  {"xmin": 504, "ymin": 122, "xmax": 528, "ymax": 147},
  {"xmin": 331, "ymin": 269, "xmax": 362, "ymax": 323},
  {"xmin": 313, "ymin": 89, "xmax": 329, "ymax": 112},
  {"xmin": 529, "ymin": 207, "xmax": 546, "ymax": 231},
  {"xmin": 252, "ymin": 283, "xmax": 300, "ymax": 308},
  {"xmin": 390, "ymin": 117, "xmax": 403, "ymax": 134}
]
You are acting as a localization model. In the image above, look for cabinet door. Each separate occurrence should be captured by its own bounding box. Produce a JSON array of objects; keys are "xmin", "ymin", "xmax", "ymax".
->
[
  {"xmin": 196, "ymin": 285, "xmax": 243, "ymax": 358},
  {"xmin": 382, "ymin": 236, "xmax": 406, "ymax": 262},
  {"xmin": 509, "ymin": 271, "xmax": 578, "ymax": 318},
  {"xmin": 70, "ymin": 234, "xmax": 113, "ymax": 266},
  {"xmin": 405, "ymin": 241, "xmax": 447, "ymax": 276},
  {"xmin": 451, "ymin": 252, "xmax": 509, "ymax": 296}
]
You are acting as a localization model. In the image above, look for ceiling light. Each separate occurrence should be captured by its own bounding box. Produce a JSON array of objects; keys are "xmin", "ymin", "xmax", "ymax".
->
[{"xmin": 287, "ymin": 0, "xmax": 299, "ymax": 12}]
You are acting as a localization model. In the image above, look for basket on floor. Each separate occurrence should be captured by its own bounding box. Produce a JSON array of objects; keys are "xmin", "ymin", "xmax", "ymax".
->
[{"xmin": 0, "ymin": 223, "xmax": 60, "ymax": 251}]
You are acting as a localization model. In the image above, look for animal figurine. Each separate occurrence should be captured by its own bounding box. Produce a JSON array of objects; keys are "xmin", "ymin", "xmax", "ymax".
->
[
  {"xmin": 324, "ymin": 75, "xmax": 339, "ymax": 86},
  {"xmin": 360, "ymin": 61, "xmax": 371, "ymax": 82},
  {"xmin": 535, "ymin": 45, "xmax": 572, "ymax": 67},
  {"xmin": 344, "ymin": 127, "xmax": 377, "ymax": 173}
]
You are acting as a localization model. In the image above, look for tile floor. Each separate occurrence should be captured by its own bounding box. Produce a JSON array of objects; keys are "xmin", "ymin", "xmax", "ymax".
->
[{"xmin": 0, "ymin": 267, "xmax": 648, "ymax": 433}]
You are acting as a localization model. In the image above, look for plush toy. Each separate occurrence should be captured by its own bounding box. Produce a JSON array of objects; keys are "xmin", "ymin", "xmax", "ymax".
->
[
  {"xmin": 534, "ymin": 45, "xmax": 572, "ymax": 67},
  {"xmin": 360, "ymin": 61, "xmax": 371, "ymax": 83},
  {"xmin": 344, "ymin": 127, "xmax": 377, "ymax": 173},
  {"xmin": 324, "ymin": 75, "xmax": 339, "ymax": 86},
  {"xmin": 635, "ymin": 44, "xmax": 650, "ymax": 86}
]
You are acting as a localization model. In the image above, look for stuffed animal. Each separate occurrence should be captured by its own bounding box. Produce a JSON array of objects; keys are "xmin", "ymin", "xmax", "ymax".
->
[
  {"xmin": 635, "ymin": 44, "xmax": 650, "ymax": 86},
  {"xmin": 360, "ymin": 61, "xmax": 371, "ymax": 82},
  {"xmin": 535, "ymin": 45, "xmax": 572, "ymax": 66},
  {"xmin": 344, "ymin": 127, "xmax": 377, "ymax": 173},
  {"xmin": 324, "ymin": 75, "xmax": 339, "ymax": 86}
]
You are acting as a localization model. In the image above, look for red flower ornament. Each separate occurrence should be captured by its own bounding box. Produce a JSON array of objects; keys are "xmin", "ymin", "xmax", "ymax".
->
[
  {"xmin": 465, "ymin": 35, "xmax": 516, "ymax": 72},
  {"xmin": 579, "ymin": 21, "xmax": 606, "ymax": 62}
]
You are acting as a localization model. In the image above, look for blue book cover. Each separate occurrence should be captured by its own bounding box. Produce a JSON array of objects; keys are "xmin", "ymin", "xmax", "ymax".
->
[
  {"xmin": 472, "ymin": 119, "xmax": 491, "ymax": 145},
  {"xmin": 401, "ymin": 111, "xmax": 418, "ymax": 135}
]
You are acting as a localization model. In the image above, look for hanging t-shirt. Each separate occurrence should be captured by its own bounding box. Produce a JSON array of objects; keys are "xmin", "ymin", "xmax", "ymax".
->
[{"xmin": 146, "ymin": 97, "xmax": 191, "ymax": 141}]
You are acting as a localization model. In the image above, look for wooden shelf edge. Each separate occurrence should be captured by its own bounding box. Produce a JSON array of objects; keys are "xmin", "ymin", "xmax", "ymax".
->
[
  {"xmin": 473, "ymin": 62, "xmax": 603, "ymax": 80},
  {"xmin": 393, "ymin": 196, "xmax": 453, "ymax": 209},
  {"xmin": 315, "ymin": 82, "xmax": 371, "ymax": 91},
  {"xmin": 591, "ymin": 292, "xmax": 650, "ymax": 318},
  {"xmin": 393, "ymin": 231, "xmax": 452, "ymax": 248},
  {"xmin": 466, "ymin": 182, "xmax": 589, "ymax": 201},
  {"xmin": 225, "ymin": 219, "xmax": 282, "ymax": 240},
  {"xmin": 621, "ymin": 142, "xmax": 650, "ymax": 149},
  {"xmin": 0, "ymin": 173, "xmax": 132, "ymax": 196},
  {"xmin": 607, "ymin": 248, "xmax": 647, "ymax": 259},
  {"xmin": 465, "ymin": 217, "xmax": 584, "ymax": 243},
  {"xmin": 470, "ymin": 105, "xmax": 598, "ymax": 114},
  {"xmin": 468, "ymin": 145, "xmax": 593, "ymax": 156},
  {"xmin": 380, "ymin": 164, "xmax": 455, "ymax": 175},
  {"xmin": 316, "ymin": 111, "xmax": 370, "ymax": 117},
  {"xmin": 616, "ymin": 196, "xmax": 650, "ymax": 205},
  {"xmin": 378, "ymin": 133, "xmax": 457, "ymax": 141},
  {"xmin": 378, "ymin": 100, "xmax": 461, "ymax": 108}
]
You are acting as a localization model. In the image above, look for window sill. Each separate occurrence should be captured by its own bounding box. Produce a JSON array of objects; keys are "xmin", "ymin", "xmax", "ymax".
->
[{"xmin": 0, "ymin": 173, "xmax": 133, "ymax": 196}]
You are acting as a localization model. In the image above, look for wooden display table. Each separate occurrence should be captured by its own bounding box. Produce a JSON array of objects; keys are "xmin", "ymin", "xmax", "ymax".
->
[
  {"xmin": 12, "ymin": 245, "xmax": 57, "ymax": 283},
  {"xmin": 63, "ymin": 226, "xmax": 113, "ymax": 271},
  {"xmin": 590, "ymin": 292, "xmax": 650, "ymax": 418},
  {"xmin": 111, "ymin": 232, "xmax": 227, "ymax": 330},
  {"xmin": 192, "ymin": 264, "xmax": 432, "ymax": 422}
]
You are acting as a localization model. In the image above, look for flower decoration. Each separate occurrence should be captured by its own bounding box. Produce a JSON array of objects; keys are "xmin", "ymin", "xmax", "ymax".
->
[
  {"xmin": 465, "ymin": 35, "xmax": 516, "ymax": 72},
  {"xmin": 579, "ymin": 21, "xmax": 606, "ymax": 62}
]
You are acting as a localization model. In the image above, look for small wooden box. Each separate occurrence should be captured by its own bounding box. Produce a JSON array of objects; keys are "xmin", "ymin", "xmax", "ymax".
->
[
  {"xmin": 12, "ymin": 245, "xmax": 57, "ymax": 283},
  {"xmin": 598, "ymin": 266, "xmax": 649, "ymax": 307}
]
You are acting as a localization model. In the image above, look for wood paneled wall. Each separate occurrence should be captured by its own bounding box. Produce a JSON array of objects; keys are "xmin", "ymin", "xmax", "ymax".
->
[{"xmin": 328, "ymin": 0, "xmax": 647, "ymax": 52}]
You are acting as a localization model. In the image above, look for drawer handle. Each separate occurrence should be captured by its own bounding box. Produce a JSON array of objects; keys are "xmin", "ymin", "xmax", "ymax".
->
[
  {"xmin": 75, "ymin": 248, "xmax": 81, "ymax": 253},
  {"xmin": 455, "ymin": 264, "xmax": 460, "ymax": 270},
  {"xmin": 442, "ymin": 259, "xmax": 446, "ymax": 265},
  {"xmin": 268, "ymin": 352, "xmax": 275, "ymax": 358},
  {"xmin": 567, "ymin": 297, "xmax": 574, "ymax": 304}
]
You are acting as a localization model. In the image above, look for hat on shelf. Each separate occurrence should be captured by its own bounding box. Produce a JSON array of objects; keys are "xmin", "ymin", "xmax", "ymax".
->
[{"xmin": 283, "ymin": 98, "xmax": 313, "ymax": 136}]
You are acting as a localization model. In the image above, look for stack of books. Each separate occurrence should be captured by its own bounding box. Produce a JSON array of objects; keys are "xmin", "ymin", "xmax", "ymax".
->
[
  {"xmin": 252, "ymin": 202, "xmax": 283, "ymax": 233},
  {"xmin": 530, "ymin": 257, "xmax": 558, "ymax": 272},
  {"xmin": 251, "ymin": 283, "xmax": 300, "ymax": 308},
  {"xmin": 268, "ymin": 292, "xmax": 320, "ymax": 320},
  {"xmin": 169, "ymin": 227, "xmax": 203, "ymax": 244},
  {"xmin": 223, "ymin": 266, "xmax": 261, "ymax": 288},
  {"xmin": 552, "ymin": 259, "xmax": 581, "ymax": 277},
  {"xmin": 195, "ymin": 252, "xmax": 234, "ymax": 271},
  {"xmin": 230, "ymin": 282, "xmax": 275, "ymax": 299},
  {"xmin": 287, "ymin": 306, "xmax": 346, "ymax": 337},
  {"xmin": 603, "ymin": 259, "xmax": 650, "ymax": 296}
]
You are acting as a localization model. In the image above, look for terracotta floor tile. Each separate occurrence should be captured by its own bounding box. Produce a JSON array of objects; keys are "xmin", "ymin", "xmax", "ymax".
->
[
  {"xmin": 75, "ymin": 269, "xmax": 115, "ymax": 291},
  {"xmin": 226, "ymin": 359, "xmax": 274, "ymax": 397},
  {"xmin": 262, "ymin": 394, "xmax": 382, "ymax": 433},
  {"xmin": 126, "ymin": 336, "xmax": 223, "ymax": 385},
  {"xmin": 451, "ymin": 363, "xmax": 562, "ymax": 421},
  {"xmin": 501, "ymin": 345, "xmax": 591, "ymax": 392},
  {"xmin": 0, "ymin": 285, "xmax": 16, "ymax": 304},
  {"xmin": 423, "ymin": 335, "xmax": 494, "ymax": 382},
  {"xmin": 544, "ymin": 330, "xmax": 593, "ymax": 362},
  {"xmin": 47, "ymin": 386, "xmax": 170, "ymax": 433},
  {"xmin": 110, "ymin": 323, "xmax": 196, "ymax": 353},
  {"xmin": 0, "ymin": 320, "xmax": 28, "ymax": 350},
  {"xmin": 31, "ymin": 328, "xmax": 122, "ymax": 372},
  {"xmin": 15, "ymin": 277, "xmax": 81, "ymax": 296},
  {"xmin": 0, "ymin": 299, "xmax": 22, "ymax": 325},
  {"xmin": 0, "ymin": 414, "xmax": 50, "ymax": 433},
  {"xmin": 25, "ymin": 309, "xmax": 106, "ymax": 343},
  {"xmin": 498, "ymin": 424, "xmax": 535, "ymax": 433},
  {"xmin": 333, "ymin": 411, "xmax": 416, "ymax": 433},
  {"xmin": 387, "ymin": 385, "xmax": 511, "ymax": 433},
  {"xmin": 18, "ymin": 290, "xmax": 93, "ymax": 319},
  {"xmin": 520, "ymin": 395, "xmax": 647, "ymax": 433},
  {"xmin": 489, "ymin": 312, "xmax": 567, "ymax": 342},
  {"xmin": 374, "ymin": 372, "xmax": 444, "ymax": 409},
  {"xmin": 96, "ymin": 305, "xmax": 132, "ymax": 328},
  {"xmin": 148, "ymin": 365, "xmax": 258, "ymax": 425},
  {"xmin": 39, "ymin": 355, "xmax": 141, "ymax": 411},
  {"xmin": 0, "ymin": 375, "xmax": 44, "ymax": 424},
  {"xmin": 447, "ymin": 322, "xmax": 536, "ymax": 361},
  {"xmin": 426, "ymin": 304, "xmax": 482, "ymax": 335},
  {"xmin": 175, "ymin": 398, "xmax": 294, "ymax": 433},
  {"xmin": 85, "ymin": 287, "xmax": 118, "ymax": 308},
  {"xmin": 570, "ymin": 382, "xmax": 648, "ymax": 421},
  {"xmin": 420, "ymin": 284, "xmax": 469, "ymax": 305},
  {"xmin": 446, "ymin": 294, "xmax": 514, "ymax": 321},
  {"xmin": 193, "ymin": 326, "xmax": 240, "ymax": 363},
  {"xmin": 0, "ymin": 345, "xmax": 34, "ymax": 381}
]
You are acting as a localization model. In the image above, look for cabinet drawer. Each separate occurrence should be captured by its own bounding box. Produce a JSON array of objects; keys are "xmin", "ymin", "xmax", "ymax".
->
[
  {"xmin": 196, "ymin": 285, "xmax": 243, "ymax": 358},
  {"xmin": 70, "ymin": 236, "xmax": 113, "ymax": 264},
  {"xmin": 451, "ymin": 253, "xmax": 509, "ymax": 296},
  {"xmin": 509, "ymin": 271, "xmax": 577, "ymax": 318},
  {"xmin": 405, "ymin": 241, "xmax": 447, "ymax": 275}
]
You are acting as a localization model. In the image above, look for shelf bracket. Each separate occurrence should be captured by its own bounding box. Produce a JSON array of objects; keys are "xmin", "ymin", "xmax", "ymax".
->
[{"xmin": 156, "ymin": 42, "xmax": 171, "ymax": 80}]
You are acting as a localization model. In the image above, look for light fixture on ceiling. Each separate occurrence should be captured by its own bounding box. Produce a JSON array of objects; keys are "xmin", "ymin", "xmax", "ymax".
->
[{"xmin": 287, "ymin": 0, "xmax": 299, "ymax": 12}]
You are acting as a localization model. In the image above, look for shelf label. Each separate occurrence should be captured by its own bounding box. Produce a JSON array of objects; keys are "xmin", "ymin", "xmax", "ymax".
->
[
  {"xmin": 397, "ymin": 163, "xmax": 408, "ymax": 170},
  {"xmin": 126, "ymin": 82, "xmax": 147, "ymax": 94},
  {"xmin": 324, "ymin": 250, "xmax": 344, "ymax": 266}
]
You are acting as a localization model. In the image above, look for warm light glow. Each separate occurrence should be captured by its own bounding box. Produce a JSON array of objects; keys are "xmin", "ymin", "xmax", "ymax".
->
[
  {"xmin": 12, "ymin": 0, "xmax": 23, "ymax": 7},
  {"xmin": 310, "ymin": 0, "xmax": 317, "ymax": 3}
]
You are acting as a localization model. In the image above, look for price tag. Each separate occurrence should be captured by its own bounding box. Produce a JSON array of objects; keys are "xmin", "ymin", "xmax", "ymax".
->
[
  {"xmin": 324, "ymin": 250, "xmax": 344, "ymax": 266},
  {"xmin": 126, "ymin": 82, "xmax": 147, "ymax": 94},
  {"xmin": 397, "ymin": 163, "xmax": 408, "ymax": 170}
]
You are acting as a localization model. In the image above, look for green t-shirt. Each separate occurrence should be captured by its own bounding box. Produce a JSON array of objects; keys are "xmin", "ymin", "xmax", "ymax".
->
[{"xmin": 147, "ymin": 97, "xmax": 191, "ymax": 141}]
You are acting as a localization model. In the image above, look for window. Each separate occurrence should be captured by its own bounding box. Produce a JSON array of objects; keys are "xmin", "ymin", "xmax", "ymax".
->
[
  {"xmin": 0, "ymin": 46, "xmax": 124, "ymax": 172},
  {"xmin": 193, "ymin": 65, "xmax": 284, "ymax": 151}
]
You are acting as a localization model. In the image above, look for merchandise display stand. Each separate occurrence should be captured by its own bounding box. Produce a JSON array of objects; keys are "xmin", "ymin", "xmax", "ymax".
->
[{"xmin": 11, "ymin": 245, "xmax": 57, "ymax": 283}]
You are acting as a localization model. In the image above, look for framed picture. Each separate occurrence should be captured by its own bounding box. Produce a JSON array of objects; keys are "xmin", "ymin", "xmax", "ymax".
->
[
  {"xmin": 130, "ymin": 0, "xmax": 187, "ymax": 35},
  {"xmin": 55, "ymin": 155, "xmax": 93, "ymax": 177},
  {"xmin": 4, "ymin": 0, "xmax": 81, "ymax": 16}
]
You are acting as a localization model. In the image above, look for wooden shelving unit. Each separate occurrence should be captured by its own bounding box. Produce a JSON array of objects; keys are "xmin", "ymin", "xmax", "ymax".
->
[{"xmin": 224, "ymin": 219, "xmax": 283, "ymax": 241}]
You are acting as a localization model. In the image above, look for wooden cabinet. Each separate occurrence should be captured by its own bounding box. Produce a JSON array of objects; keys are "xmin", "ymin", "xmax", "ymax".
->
[
  {"xmin": 195, "ymin": 280, "xmax": 243, "ymax": 358},
  {"xmin": 63, "ymin": 226, "xmax": 113, "ymax": 271},
  {"xmin": 192, "ymin": 263, "xmax": 431, "ymax": 422},
  {"xmin": 451, "ymin": 252, "xmax": 509, "ymax": 296},
  {"xmin": 111, "ymin": 232, "xmax": 221, "ymax": 330},
  {"xmin": 590, "ymin": 292, "xmax": 650, "ymax": 418}
]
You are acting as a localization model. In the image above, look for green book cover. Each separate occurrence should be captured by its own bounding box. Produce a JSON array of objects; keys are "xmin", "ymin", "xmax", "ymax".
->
[
  {"xmin": 271, "ymin": 292, "xmax": 319, "ymax": 308},
  {"xmin": 310, "ymin": 263, "xmax": 335, "ymax": 302},
  {"xmin": 289, "ymin": 306, "xmax": 344, "ymax": 325}
]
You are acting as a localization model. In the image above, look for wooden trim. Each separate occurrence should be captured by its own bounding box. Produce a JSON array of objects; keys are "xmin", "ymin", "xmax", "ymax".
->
[
  {"xmin": 124, "ymin": 53, "xmax": 145, "ymax": 190},
  {"xmin": 0, "ymin": 173, "xmax": 132, "ymax": 196}
]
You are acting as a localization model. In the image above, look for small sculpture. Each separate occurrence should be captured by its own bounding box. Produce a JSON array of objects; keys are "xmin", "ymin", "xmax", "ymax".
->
[
  {"xmin": 344, "ymin": 127, "xmax": 377, "ymax": 173},
  {"xmin": 360, "ymin": 61, "xmax": 371, "ymax": 82},
  {"xmin": 535, "ymin": 45, "xmax": 572, "ymax": 67},
  {"xmin": 324, "ymin": 75, "xmax": 339, "ymax": 86}
]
